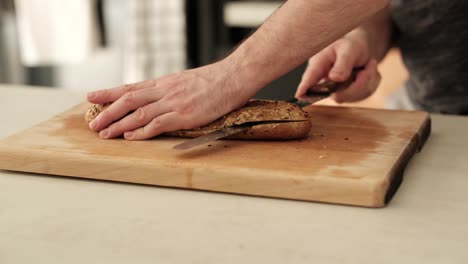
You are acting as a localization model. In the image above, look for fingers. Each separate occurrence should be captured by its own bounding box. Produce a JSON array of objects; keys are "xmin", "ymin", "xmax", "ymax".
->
[
  {"xmin": 295, "ymin": 52, "xmax": 333, "ymax": 99},
  {"xmin": 98, "ymin": 101, "xmax": 170, "ymax": 139},
  {"xmin": 328, "ymin": 42, "xmax": 359, "ymax": 82},
  {"xmin": 296, "ymin": 39, "xmax": 366, "ymax": 99},
  {"xmin": 87, "ymin": 78, "xmax": 157, "ymax": 104},
  {"xmin": 124, "ymin": 112, "xmax": 184, "ymax": 140},
  {"xmin": 332, "ymin": 59, "xmax": 381, "ymax": 103},
  {"xmin": 89, "ymin": 88, "xmax": 164, "ymax": 132}
]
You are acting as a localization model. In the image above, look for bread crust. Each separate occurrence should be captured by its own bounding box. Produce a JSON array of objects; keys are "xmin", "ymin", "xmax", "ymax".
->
[
  {"xmin": 84, "ymin": 103, "xmax": 110, "ymax": 123},
  {"xmin": 85, "ymin": 100, "xmax": 312, "ymax": 140}
]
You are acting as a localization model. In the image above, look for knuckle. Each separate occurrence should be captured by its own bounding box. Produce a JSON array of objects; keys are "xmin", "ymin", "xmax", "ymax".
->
[
  {"xmin": 149, "ymin": 78, "xmax": 157, "ymax": 88},
  {"xmin": 322, "ymin": 47, "xmax": 335, "ymax": 59},
  {"xmin": 122, "ymin": 91, "xmax": 136, "ymax": 105},
  {"xmin": 123, "ymin": 83, "xmax": 136, "ymax": 93},
  {"xmin": 338, "ymin": 52, "xmax": 352, "ymax": 62},
  {"xmin": 105, "ymin": 125, "xmax": 118, "ymax": 137},
  {"xmin": 174, "ymin": 101, "xmax": 195, "ymax": 115},
  {"xmin": 166, "ymin": 86, "xmax": 186, "ymax": 101},
  {"xmin": 143, "ymin": 118, "xmax": 163, "ymax": 137},
  {"xmin": 134, "ymin": 107, "xmax": 147, "ymax": 122},
  {"xmin": 333, "ymin": 40, "xmax": 347, "ymax": 51},
  {"xmin": 149, "ymin": 117, "xmax": 162, "ymax": 130}
]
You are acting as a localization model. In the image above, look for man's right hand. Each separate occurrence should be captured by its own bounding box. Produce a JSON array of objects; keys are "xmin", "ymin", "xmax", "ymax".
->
[{"xmin": 295, "ymin": 30, "xmax": 381, "ymax": 103}]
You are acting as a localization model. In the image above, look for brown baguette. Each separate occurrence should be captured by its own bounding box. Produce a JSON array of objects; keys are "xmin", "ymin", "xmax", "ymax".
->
[{"xmin": 85, "ymin": 100, "xmax": 312, "ymax": 140}]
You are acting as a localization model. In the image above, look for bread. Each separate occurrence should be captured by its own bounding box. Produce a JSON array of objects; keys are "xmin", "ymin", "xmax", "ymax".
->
[
  {"xmin": 84, "ymin": 103, "xmax": 110, "ymax": 123},
  {"xmin": 85, "ymin": 100, "xmax": 312, "ymax": 140},
  {"xmin": 166, "ymin": 100, "xmax": 311, "ymax": 140}
]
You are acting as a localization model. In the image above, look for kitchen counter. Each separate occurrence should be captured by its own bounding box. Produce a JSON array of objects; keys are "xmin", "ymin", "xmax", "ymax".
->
[{"xmin": 1, "ymin": 84, "xmax": 467, "ymax": 263}]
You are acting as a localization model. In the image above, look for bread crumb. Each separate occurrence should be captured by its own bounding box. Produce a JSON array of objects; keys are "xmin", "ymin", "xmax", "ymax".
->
[{"xmin": 319, "ymin": 155, "xmax": 326, "ymax": 159}]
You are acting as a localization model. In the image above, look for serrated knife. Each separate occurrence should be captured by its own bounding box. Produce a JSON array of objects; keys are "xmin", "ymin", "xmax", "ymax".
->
[{"xmin": 172, "ymin": 120, "xmax": 306, "ymax": 151}]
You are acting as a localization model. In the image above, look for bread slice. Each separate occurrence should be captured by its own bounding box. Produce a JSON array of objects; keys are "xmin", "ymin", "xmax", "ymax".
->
[{"xmin": 85, "ymin": 100, "xmax": 312, "ymax": 140}]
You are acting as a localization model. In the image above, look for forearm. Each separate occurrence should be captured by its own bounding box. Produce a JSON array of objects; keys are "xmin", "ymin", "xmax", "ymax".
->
[{"xmin": 224, "ymin": 0, "xmax": 390, "ymax": 94}]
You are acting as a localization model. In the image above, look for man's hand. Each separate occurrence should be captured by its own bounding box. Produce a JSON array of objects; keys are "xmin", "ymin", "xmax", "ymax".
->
[
  {"xmin": 295, "ymin": 31, "xmax": 381, "ymax": 103},
  {"xmin": 87, "ymin": 61, "xmax": 253, "ymax": 140}
]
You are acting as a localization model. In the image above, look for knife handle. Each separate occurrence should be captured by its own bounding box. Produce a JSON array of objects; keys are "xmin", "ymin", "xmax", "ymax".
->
[{"xmin": 305, "ymin": 66, "xmax": 365, "ymax": 97}]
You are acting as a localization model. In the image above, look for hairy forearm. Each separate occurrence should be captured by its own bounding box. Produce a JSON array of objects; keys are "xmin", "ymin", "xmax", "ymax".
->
[{"xmin": 224, "ymin": 0, "xmax": 390, "ymax": 94}]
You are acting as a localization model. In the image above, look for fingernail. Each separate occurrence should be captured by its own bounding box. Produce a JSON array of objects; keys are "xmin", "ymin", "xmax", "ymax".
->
[
  {"xmin": 124, "ymin": 132, "xmax": 134, "ymax": 139},
  {"xmin": 89, "ymin": 120, "xmax": 97, "ymax": 130},
  {"xmin": 88, "ymin": 91, "xmax": 96, "ymax": 100},
  {"xmin": 100, "ymin": 129, "xmax": 110, "ymax": 139}
]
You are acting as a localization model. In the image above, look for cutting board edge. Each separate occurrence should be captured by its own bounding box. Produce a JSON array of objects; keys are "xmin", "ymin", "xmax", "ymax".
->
[
  {"xmin": 416, "ymin": 113, "xmax": 431, "ymax": 151},
  {"xmin": 0, "ymin": 144, "xmax": 387, "ymax": 207},
  {"xmin": 382, "ymin": 113, "xmax": 431, "ymax": 203}
]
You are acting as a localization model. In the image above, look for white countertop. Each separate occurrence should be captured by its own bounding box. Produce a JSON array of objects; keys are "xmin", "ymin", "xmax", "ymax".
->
[{"xmin": 1, "ymin": 85, "xmax": 467, "ymax": 263}]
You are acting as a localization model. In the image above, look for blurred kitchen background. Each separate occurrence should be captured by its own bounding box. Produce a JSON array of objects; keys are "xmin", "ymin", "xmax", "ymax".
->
[{"xmin": 0, "ymin": 0, "xmax": 407, "ymax": 107}]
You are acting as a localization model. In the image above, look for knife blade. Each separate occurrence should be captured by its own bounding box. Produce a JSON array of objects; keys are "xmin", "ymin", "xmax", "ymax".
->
[
  {"xmin": 173, "ymin": 125, "xmax": 251, "ymax": 150},
  {"xmin": 173, "ymin": 120, "xmax": 307, "ymax": 150}
]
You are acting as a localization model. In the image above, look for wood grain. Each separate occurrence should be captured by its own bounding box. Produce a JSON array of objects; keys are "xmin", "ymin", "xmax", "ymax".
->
[{"xmin": 0, "ymin": 103, "xmax": 430, "ymax": 207}]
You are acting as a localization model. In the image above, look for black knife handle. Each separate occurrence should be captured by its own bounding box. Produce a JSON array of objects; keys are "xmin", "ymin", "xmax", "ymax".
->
[{"xmin": 305, "ymin": 66, "xmax": 365, "ymax": 97}]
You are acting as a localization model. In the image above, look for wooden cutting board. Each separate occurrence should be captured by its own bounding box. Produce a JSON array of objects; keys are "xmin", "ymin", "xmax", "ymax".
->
[{"xmin": 0, "ymin": 103, "xmax": 430, "ymax": 207}]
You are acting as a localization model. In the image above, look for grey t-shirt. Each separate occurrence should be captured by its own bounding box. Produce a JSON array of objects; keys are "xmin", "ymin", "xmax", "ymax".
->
[{"xmin": 390, "ymin": 1, "xmax": 468, "ymax": 114}]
